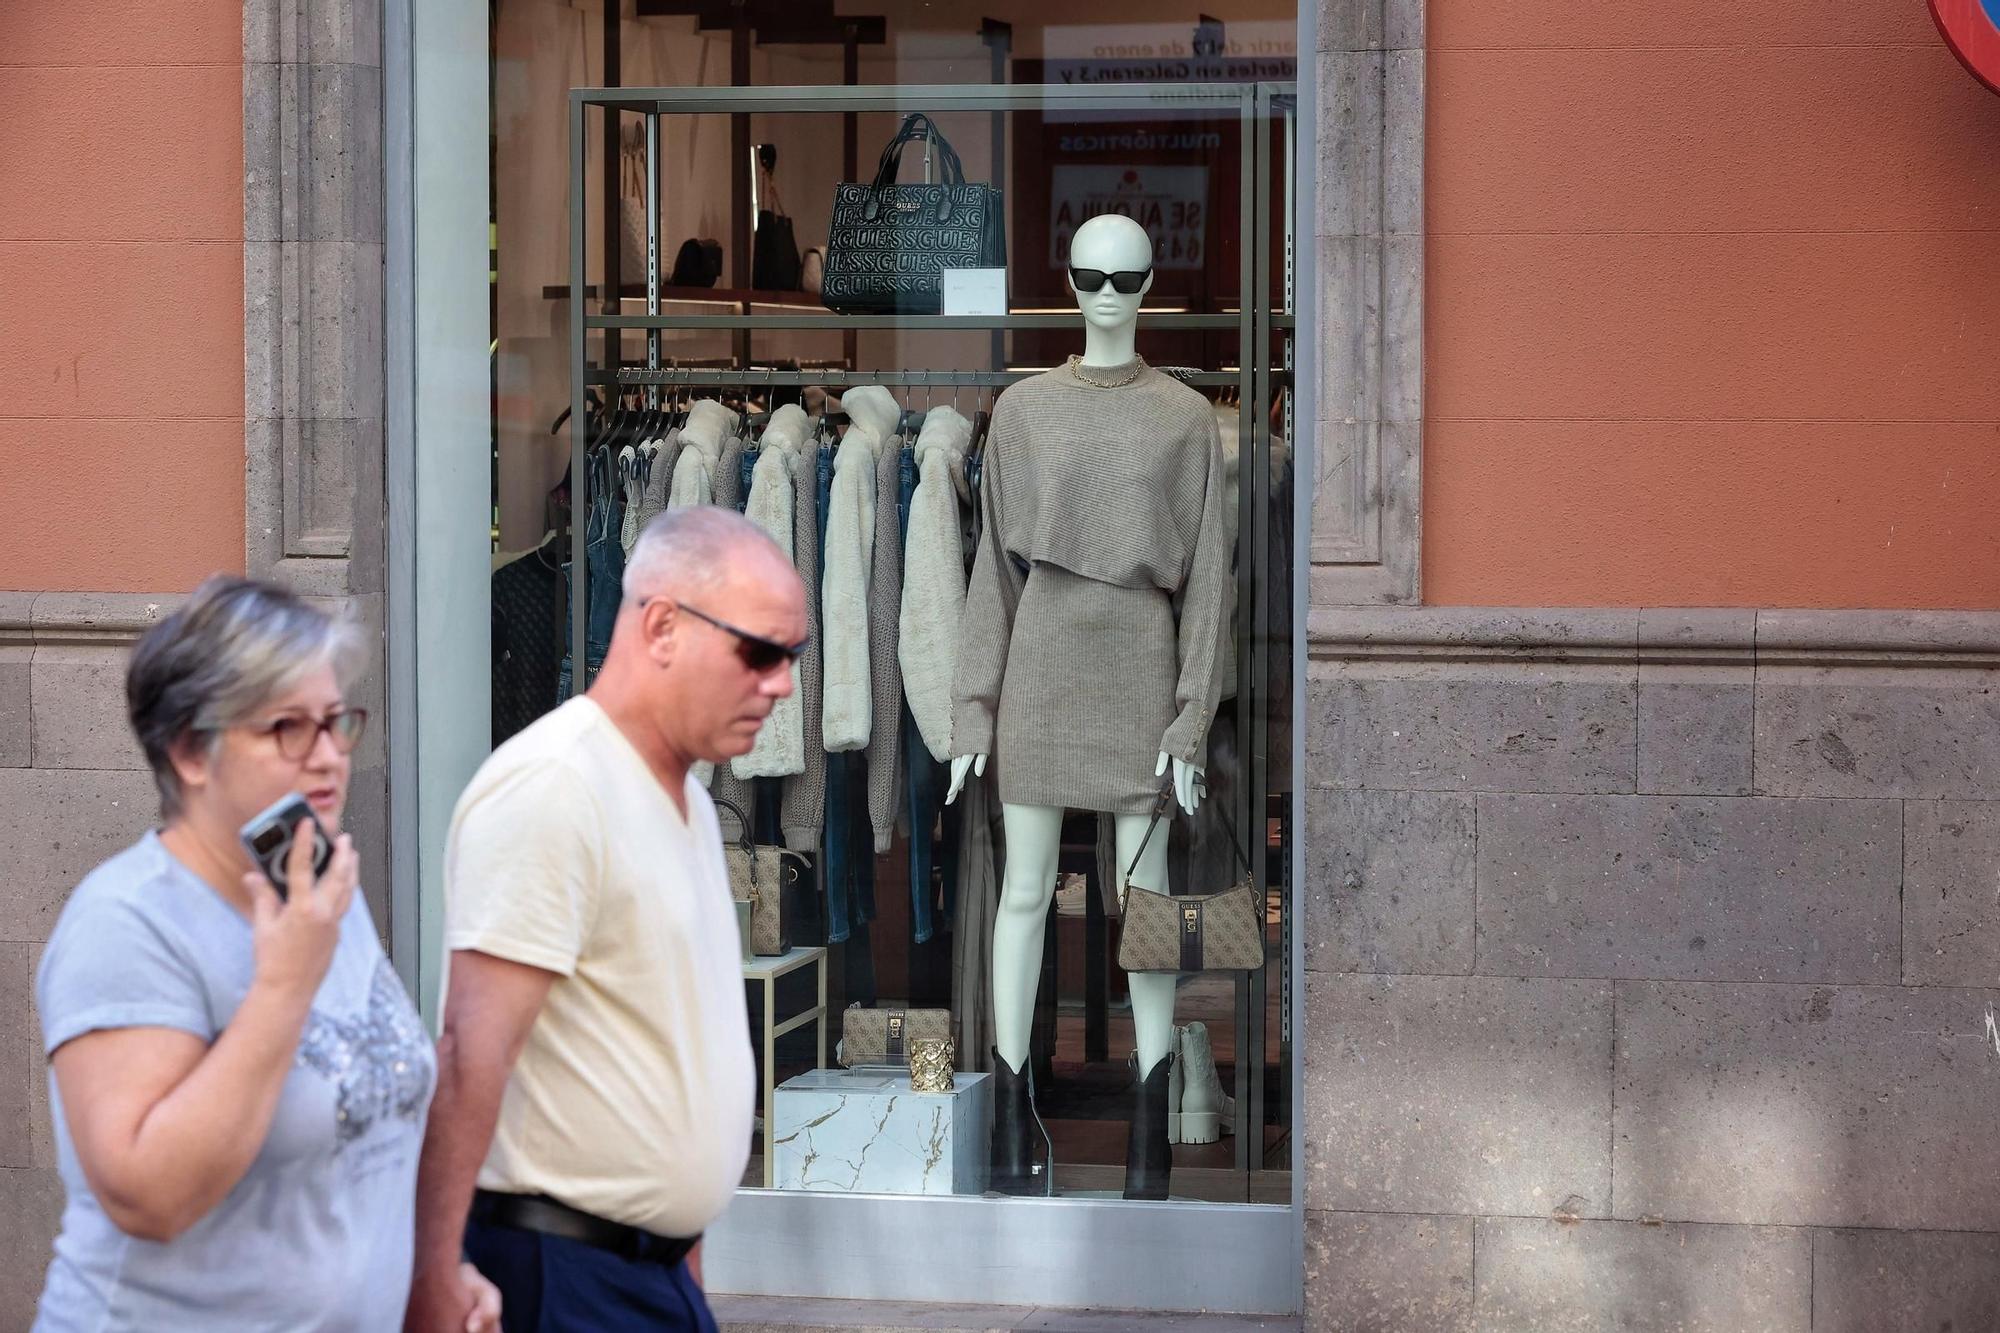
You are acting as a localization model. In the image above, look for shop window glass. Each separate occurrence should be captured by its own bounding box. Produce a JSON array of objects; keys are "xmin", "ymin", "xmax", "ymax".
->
[{"xmin": 490, "ymin": 3, "xmax": 1298, "ymax": 1216}]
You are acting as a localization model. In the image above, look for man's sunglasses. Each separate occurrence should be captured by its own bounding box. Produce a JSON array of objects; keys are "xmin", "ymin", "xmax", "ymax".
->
[
  {"xmin": 1069, "ymin": 267, "xmax": 1151, "ymax": 295},
  {"xmin": 662, "ymin": 600, "xmax": 810, "ymax": 673}
]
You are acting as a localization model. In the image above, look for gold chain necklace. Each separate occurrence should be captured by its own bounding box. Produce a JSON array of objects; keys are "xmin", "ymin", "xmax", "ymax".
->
[{"xmin": 1066, "ymin": 354, "xmax": 1146, "ymax": 389}]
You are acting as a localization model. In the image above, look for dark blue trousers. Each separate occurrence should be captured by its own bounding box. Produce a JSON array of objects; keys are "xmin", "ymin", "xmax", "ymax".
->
[{"xmin": 464, "ymin": 1217, "xmax": 719, "ymax": 1333}]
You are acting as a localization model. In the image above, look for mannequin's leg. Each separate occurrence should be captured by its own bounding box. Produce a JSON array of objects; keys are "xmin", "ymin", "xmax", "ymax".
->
[
  {"xmin": 1113, "ymin": 811, "xmax": 1177, "ymax": 1078},
  {"xmin": 992, "ymin": 803, "xmax": 1065, "ymax": 1071},
  {"xmin": 988, "ymin": 803, "xmax": 1064, "ymax": 1196}
]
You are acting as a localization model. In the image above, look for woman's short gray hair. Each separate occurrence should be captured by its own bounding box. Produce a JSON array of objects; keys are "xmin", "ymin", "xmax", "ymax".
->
[{"xmin": 127, "ymin": 574, "xmax": 366, "ymax": 820}]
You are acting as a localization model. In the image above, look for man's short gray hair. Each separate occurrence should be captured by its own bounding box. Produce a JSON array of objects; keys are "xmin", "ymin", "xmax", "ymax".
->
[
  {"xmin": 623, "ymin": 505, "xmax": 784, "ymax": 605},
  {"xmin": 127, "ymin": 574, "xmax": 366, "ymax": 821}
]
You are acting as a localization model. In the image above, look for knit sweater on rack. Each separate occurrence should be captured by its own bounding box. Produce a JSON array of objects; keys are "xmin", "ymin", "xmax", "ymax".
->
[
  {"xmin": 951, "ymin": 361, "xmax": 1230, "ymax": 804},
  {"xmin": 900, "ymin": 407, "xmax": 972, "ymax": 762},
  {"xmin": 637, "ymin": 427, "xmax": 681, "ymax": 530},
  {"xmin": 865, "ymin": 427, "xmax": 906, "ymax": 853},
  {"xmin": 733, "ymin": 404, "xmax": 809, "ymax": 780}
]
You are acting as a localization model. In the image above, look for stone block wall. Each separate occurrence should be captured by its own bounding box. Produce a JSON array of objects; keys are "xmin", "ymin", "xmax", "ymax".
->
[
  {"xmin": 1301, "ymin": 607, "xmax": 2000, "ymax": 1330},
  {"xmin": 0, "ymin": 595, "xmax": 174, "ymax": 1327}
]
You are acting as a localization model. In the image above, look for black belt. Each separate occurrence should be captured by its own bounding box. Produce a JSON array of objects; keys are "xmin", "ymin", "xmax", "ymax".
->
[{"xmin": 471, "ymin": 1190, "xmax": 700, "ymax": 1269}]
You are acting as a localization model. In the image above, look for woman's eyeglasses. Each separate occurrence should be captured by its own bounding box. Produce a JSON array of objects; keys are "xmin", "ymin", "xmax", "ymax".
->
[
  {"xmin": 670, "ymin": 602, "xmax": 810, "ymax": 674},
  {"xmin": 1069, "ymin": 267, "xmax": 1151, "ymax": 295},
  {"xmin": 248, "ymin": 708, "xmax": 369, "ymax": 761}
]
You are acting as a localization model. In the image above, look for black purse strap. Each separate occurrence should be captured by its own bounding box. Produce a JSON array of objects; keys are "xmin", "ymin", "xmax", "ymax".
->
[
  {"xmin": 1124, "ymin": 783, "xmax": 1257, "ymax": 886},
  {"xmin": 712, "ymin": 797, "xmax": 755, "ymax": 857},
  {"xmin": 869, "ymin": 113, "xmax": 968, "ymax": 191}
]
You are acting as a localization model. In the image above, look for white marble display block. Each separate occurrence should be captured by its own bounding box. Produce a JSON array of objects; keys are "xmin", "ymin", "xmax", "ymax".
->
[{"xmin": 771, "ymin": 1069, "xmax": 992, "ymax": 1195}]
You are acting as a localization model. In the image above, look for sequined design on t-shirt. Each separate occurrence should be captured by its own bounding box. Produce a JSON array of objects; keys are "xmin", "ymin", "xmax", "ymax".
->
[{"xmin": 296, "ymin": 959, "xmax": 434, "ymax": 1148}]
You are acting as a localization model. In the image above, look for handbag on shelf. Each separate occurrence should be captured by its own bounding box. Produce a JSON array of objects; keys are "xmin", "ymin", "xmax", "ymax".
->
[
  {"xmin": 840, "ymin": 1004, "xmax": 953, "ymax": 1068},
  {"xmin": 1116, "ymin": 788, "xmax": 1265, "ymax": 975},
  {"xmin": 670, "ymin": 237, "xmax": 724, "ymax": 289},
  {"xmin": 717, "ymin": 799, "xmax": 808, "ymax": 957},
  {"xmin": 618, "ymin": 127, "xmax": 648, "ymax": 287},
  {"xmin": 751, "ymin": 149, "xmax": 802, "ymax": 292},
  {"xmin": 821, "ymin": 112, "xmax": 1006, "ymax": 315}
]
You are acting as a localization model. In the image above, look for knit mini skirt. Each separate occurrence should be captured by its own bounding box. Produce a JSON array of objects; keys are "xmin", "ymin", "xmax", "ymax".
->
[{"xmin": 993, "ymin": 562, "xmax": 1178, "ymax": 817}]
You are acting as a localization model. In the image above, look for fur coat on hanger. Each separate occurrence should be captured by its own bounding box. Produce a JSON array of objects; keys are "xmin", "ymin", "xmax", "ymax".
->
[
  {"xmin": 733, "ymin": 404, "xmax": 810, "ymax": 779},
  {"xmin": 898, "ymin": 406, "xmax": 973, "ymax": 763},
  {"xmin": 669, "ymin": 399, "xmax": 738, "ymax": 509},
  {"xmin": 821, "ymin": 384, "xmax": 900, "ymax": 752}
]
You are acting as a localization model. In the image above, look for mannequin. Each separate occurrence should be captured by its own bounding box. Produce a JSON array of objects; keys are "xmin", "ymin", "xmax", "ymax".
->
[{"xmin": 946, "ymin": 214, "xmax": 1228, "ymax": 1201}]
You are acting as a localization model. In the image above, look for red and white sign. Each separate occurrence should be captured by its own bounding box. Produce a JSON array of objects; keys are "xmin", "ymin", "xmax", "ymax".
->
[{"xmin": 1930, "ymin": 0, "xmax": 2000, "ymax": 96}]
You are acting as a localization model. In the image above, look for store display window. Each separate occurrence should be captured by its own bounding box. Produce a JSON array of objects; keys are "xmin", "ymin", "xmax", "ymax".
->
[{"xmin": 486, "ymin": 3, "xmax": 1304, "ymax": 1310}]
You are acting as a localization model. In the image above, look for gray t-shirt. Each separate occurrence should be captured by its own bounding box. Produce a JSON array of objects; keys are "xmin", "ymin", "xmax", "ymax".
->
[{"xmin": 33, "ymin": 832, "xmax": 435, "ymax": 1333}]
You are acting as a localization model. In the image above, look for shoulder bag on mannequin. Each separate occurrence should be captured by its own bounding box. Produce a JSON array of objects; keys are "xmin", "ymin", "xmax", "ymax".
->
[{"xmin": 1117, "ymin": 789, "xmax": 1264, "ymax": 974}]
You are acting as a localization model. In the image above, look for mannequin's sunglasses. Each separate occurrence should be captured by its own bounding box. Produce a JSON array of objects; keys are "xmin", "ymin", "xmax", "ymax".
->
[
  {"xmin": 647, "ymin": 598, "xmax": 809, "ymax": 673},
  {"xmin": 1068, "ymin": 267, "xmax": 1151, "ymax": 295}
]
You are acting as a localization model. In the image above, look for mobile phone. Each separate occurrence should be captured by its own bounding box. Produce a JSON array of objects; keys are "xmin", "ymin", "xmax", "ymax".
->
[{"xmin": 239, "ymin": 794, "xmax": 333, "ymax": 901}]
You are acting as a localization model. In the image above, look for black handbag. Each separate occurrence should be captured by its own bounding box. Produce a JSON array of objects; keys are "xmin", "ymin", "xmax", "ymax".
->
[
  {"xmin": 822, "ymin": 113, "xmax": 1006, "ymax": 315},
  {"xmin": 670, "ymin": 237, "xmax": 723, "ymax": 289},
  {"xmin": 751, "ymin": 153, "xmax": 801, "ymax": 292},
  {"xmin": 753, "ymin": 210, "xmax": 800, "ymax": 291}
]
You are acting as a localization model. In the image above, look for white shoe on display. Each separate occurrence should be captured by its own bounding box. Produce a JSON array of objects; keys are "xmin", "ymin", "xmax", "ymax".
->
[{"xmin": 1170, "ymin": 1021, "xmax": 1235, "ymax": 1145}]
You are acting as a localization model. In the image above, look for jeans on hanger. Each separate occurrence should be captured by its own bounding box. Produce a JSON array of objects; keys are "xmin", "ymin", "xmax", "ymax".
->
[
  {"xmin": 738, "ymin": 447, "xmax": 757, "ymax": 512},
  {"xmin": 904, "ymin": 708, "xmax": 938, "ymax": 944},
  {"xmin": 555, "ymin": 453, "xmax": 625, "ymax": 702},
  {"xmin": 894, "ymin": 445, "xmax": 937, "ymax": 944}
]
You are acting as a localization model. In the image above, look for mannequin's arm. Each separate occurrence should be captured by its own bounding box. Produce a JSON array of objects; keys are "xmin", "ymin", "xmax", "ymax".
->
[{"xmin": 1160, "ymin": 419, "xmax": 1232, "ymax": 767}]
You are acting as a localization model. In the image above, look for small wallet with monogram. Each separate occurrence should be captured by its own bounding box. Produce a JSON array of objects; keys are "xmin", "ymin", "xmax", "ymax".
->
[{"xmin": 839, "ymin": 1005, "xmax": 953, "ymax": 1068}]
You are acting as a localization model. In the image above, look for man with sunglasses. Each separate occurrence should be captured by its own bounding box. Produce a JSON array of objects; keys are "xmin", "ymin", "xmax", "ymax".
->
[{"xmin": 407, "ymin": 507, "xmax": 808, "ymax": 1333}]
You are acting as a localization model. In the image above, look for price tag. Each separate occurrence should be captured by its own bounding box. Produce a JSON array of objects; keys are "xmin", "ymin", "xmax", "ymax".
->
[{"xmin": 941, "ymin": 268, "xmax": 1008, "ymax": 316}]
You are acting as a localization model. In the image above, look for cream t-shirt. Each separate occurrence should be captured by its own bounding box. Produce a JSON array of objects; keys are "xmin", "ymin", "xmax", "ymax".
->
[{"xmin": 443, "ymin": 697, "xmax": 753, "ymax": 1237}]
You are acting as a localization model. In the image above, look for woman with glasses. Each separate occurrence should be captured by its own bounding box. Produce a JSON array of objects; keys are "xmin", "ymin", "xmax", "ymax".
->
[{"xmin": 30, "ymin": 575, "xmax": 497, "ymax": 1333}]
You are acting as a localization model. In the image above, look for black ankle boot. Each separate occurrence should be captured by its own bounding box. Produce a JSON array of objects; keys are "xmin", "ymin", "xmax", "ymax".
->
[
  {"xmin": 1123, "ymin": 1051, "xmax": 1175, "ymax": 1201},
  {"xmin": 989, "ymin": 1048, "xmax": 1038, "ymax": 1196}
]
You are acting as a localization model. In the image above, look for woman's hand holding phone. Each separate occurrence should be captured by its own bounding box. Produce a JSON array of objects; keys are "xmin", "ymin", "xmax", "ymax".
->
[{"xmin": 244, "ymin": 819, "xmax": 357, "ymax": 1003}]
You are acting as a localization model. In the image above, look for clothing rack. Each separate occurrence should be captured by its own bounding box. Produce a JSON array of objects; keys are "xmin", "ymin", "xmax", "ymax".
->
[{"xmin": 598, "ymin": 366, "xmax": 1265, "ymax": 390}]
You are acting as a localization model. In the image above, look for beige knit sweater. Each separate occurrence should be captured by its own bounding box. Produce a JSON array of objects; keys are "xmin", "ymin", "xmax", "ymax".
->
[{"xmin": 951, "ymin": 361, "xmax": 1230, "ymax": 776}]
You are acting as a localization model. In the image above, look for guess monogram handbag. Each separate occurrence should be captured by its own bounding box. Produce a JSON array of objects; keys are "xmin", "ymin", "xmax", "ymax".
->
[
  {"xmin": 1116, "ymin": 789, "xmax": 1266, "ymax": 974},
  {"xmin": 717, "ymin": 799, "xmax": 807, "ymax": 957},
  {"xmin": 821, "ymin": 113, "xmax": 1006, "ymax": 315}
]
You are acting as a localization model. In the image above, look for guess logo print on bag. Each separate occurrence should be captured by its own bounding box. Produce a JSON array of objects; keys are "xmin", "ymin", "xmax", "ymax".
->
[{"xmin": 820, "ymin": 113, "xmax": 1007, "ymax": 314}]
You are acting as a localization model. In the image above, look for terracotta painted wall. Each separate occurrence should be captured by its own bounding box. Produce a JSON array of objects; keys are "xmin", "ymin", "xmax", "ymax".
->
[
  {"xmin": 0, "ymin": 1, "xmax": 245, "ymax": 593},
  {"xmin": 1424, "ymin": 1, "xmax": 2000, "ymax": 608}
]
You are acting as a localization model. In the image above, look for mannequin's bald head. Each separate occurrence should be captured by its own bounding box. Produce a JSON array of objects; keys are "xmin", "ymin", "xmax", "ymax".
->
[{"xmin": 1070, "ymin": 214, "xmax": 1153, "ymax": 273}]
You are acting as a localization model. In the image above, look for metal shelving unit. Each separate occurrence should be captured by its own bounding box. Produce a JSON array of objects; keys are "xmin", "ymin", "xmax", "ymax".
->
[{"xmin": 567, "ymin": 79, "xmax": 1296, "ymax": 1183}]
